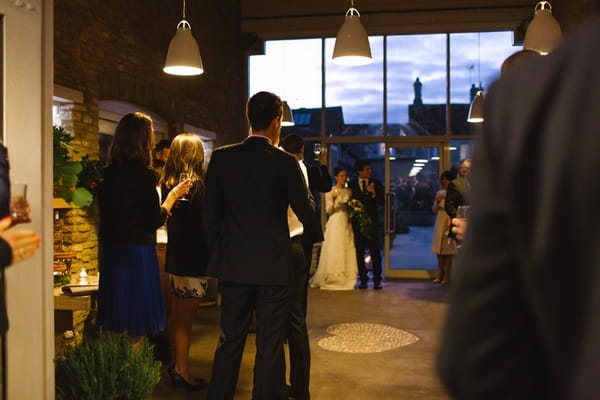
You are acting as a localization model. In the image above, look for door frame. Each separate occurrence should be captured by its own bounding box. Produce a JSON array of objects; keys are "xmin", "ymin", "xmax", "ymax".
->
[{"xmin": 313, "ymin": 136, "xmax": 452, "ymax": 279}]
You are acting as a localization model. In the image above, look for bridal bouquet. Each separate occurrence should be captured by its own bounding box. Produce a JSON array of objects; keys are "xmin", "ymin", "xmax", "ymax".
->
[{"xmin": 345, "ymin": 198, "xmax": 373, "ymax": 238}]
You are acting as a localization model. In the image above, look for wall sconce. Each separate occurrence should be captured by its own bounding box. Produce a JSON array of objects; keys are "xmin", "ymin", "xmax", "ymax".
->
[
  {"xmin": 332, "ymin": 0, "xmax": 372, "ymax": 66},
  {"xmin": 282, "ymin": 101, "xmax": 295, "ymax": 126},
  {"xmin": 523, "ymin": 1, "xmax": 562, "ymax": 55},
  {"xmin": 163, "ymin": 0, "xmax": 204, "ymax": 76}
]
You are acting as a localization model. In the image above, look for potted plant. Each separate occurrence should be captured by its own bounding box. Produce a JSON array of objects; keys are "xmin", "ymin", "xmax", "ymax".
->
[
  {"xmin": 55, "ymin": 331, "xmax": 161, "ymax": 400},
  {"xmin": 53, "ymin": 126, "xmax": 106, "ymax": 207}
]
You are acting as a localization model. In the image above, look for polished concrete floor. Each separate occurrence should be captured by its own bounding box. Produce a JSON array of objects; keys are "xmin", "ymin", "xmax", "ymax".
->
[{"xmin": 149, "ymin": 279, "xmax": 452, "ymax": 400}]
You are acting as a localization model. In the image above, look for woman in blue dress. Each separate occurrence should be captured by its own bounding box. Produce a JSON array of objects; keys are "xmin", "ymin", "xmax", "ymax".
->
[{"xmin": 97, "ymin": 112, "xmax": 190, "ymax": 346}]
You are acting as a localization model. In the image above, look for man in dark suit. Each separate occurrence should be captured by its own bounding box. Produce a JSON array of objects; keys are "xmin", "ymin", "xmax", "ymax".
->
[
  {"xmin": 438, "ymin": 14, "xmax": 600, "ymax": 400},
  {"xmin": 280, "ymin": 134, "xmax": 331, "ymax": 400},
  {"xmin": 204, "ymin": 92, "xmax": 314, "ymax": 400},
  {"xmin": 444, "ymin": 158, "xmax": 471, "ymax": 219},
  {"xmin": 348, "ymin": 159, "xmax": 384, "ymax": 290}
]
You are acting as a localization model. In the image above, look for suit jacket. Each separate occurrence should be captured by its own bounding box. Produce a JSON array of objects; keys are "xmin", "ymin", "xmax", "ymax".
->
[
  {"xmin": 348, "ymin": 178, "xmax": 384, "ymax": 230},
  {"xmin": 304, "ymin": 163, "xmax": 331, "ymax": 244},
  {"xmin": 443, "ymin": 175, "xmax": 470, "ymax": 219},
  {"xmin": 438, "ymin": 18, "xmax": 600, "ymax": 400},
  {"xmin": 204, "ymin": 136, "xmax": 314, "ymax": 286}
]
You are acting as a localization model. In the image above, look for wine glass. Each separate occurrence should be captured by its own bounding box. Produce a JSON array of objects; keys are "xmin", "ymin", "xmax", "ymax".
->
[
  {"xmin": 456, "ymin": 205, "xmax": 470, "ymax": 221},
  {"xmin": 313, "ymin": 143, "xmax": 321, "ymax": 156},
  {"xmin": 178, "ymin": 172, "xmax": 190, "ymax": 201}
]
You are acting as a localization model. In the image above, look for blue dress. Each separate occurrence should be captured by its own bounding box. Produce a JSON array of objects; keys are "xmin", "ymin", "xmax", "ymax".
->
[{"xmin": 96, "ymin": 160, "xmax": 168, "ymax": 336}]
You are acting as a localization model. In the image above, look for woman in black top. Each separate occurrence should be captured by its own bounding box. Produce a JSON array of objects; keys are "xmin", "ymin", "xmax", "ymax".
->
[
  {"xmin": 97, "ymin": 112, "xmax": 190, "ymax": 346},
  {"xmin": 159, "ymin": 133, "xmax": 209, "ymax": 391}
]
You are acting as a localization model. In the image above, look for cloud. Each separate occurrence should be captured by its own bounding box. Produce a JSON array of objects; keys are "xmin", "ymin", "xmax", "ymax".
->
[{"xmin": 250, "ymin": 31, "xmax": 520, "ymax": 124}]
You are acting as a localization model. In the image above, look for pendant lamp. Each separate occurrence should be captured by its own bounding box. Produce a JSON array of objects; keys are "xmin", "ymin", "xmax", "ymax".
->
[
  {"xmin": 467, "ymin": 90, "xmax": 484, "ymax": 123},
  {"xmin": 523, "ymin": 1, "xmax": 562, "ymax": 55},
  {"xmin": 332, "ymin": 0, "xmax": 372, "ymax": 66},
  {"xmin": 163, "ymin": 0, "xmax": 204, "ymax": 76},
  {"xmin": 282, "ymin": 101, "xmax": 295, "ymax": 126}
]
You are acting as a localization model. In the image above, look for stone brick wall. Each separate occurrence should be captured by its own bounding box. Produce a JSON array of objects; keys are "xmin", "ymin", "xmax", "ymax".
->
[
  {"xmin": 54, "ymin": 204, "xmax": 100, "ymax": 278},
  {"xmin": 54, "ymin": 0, "xmax": 247, "ymax": 146}
]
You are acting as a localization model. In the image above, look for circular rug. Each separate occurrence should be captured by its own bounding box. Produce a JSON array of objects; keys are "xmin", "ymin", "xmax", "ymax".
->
[{"xmin": 317, "ymin": 322, "xmax": 420, "ymax": 353}]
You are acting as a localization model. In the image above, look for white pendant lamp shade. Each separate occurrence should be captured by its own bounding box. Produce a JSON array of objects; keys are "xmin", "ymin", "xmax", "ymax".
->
[
  {"xmin": 332, "ymin": 4, "xmax": 372, "ymax": 66},
  {"xmin": 467, "ymin": 90, "xmax": 484, "ymax": 123},
  {"xmin": 282, "ymin": 101, "xmax": 295, "ymax": 126},
  {"xmin": 164, "ymin": 20, "xmax": 204, "ymax": 76},
  {"xmin": 523, "ymin": 1, "xmax": 562, "ymax": 55}
]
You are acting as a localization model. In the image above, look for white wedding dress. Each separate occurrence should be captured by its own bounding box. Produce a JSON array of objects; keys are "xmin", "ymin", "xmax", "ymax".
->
[{"xmin": 310, "ymin": 187, "xmax": 358, "ymax": 290}]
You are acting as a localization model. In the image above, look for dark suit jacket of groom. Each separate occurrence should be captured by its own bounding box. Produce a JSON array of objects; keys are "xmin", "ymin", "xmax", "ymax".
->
[
  {"xmin": 348, "ymin": 177, "xmax": 385, "ymax": 233},
  {"xmin": 438, "ymin": 18, "xmax": 600, "ymax": 400},
  {"xmin": 205, "ymin": 135, "xmax": 314, "ymax": 286}
]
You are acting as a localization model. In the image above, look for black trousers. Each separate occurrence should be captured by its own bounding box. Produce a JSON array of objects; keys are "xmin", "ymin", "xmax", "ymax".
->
[
  {"xmin": 207, "ymin": 282, "xmax": 289, "ymax": 400},
  {"xmin": 286, "ymin": 236, "xmax": 311, "ymax": 399},
  {"xmin": 355, "ymin": 230, "xmax": 382, "ymax": 284}
]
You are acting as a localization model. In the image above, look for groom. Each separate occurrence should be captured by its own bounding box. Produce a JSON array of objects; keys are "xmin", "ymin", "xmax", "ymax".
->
[
  {"xmin": 204, "ymin": 91, "xmax": 314, "ymax": 400},
  {"xmin": 348, "ymin": 159, "xmax": 384, "ymax": 290}
]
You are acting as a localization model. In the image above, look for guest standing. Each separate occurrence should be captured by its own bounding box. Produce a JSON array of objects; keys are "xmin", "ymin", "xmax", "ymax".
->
[
  {"xmin": 431, "ymin": 171, "xmax": 457, "ymax": 284},
  {"xmin": 280, "ymin": 134, "xmax": 329, "ymax": 400},
  {"xmin": 310, "ymin": 168, "xmax": 358, "ymax": 290},
  {"xmin": 438, "ymin": 13, "xmax": 600, "ymax": 399},
  {"xmin": 348, "ymin": 160, "xmax": 384, "ymax": 290},
  {"xmin": 159, "ymin": 133, "xmax": 209, "ymax": 391},
  {"xmin": 97, "ymin": 112, "xmax": 190, "ymax": 346},
  {"xmin": 205, "ymin": 92, "xmax": 314, "ymax": 400}
]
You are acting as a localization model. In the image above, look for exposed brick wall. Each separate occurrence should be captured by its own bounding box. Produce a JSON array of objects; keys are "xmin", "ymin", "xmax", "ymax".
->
[{"xmin": 54, "ymin": 0, "xmax": 247, "ymax": 146}]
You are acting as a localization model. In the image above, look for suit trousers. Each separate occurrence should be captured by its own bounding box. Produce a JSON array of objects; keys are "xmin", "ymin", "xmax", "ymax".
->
[
  {"xmin": 355, "ymin": 230, "xmax": 382, "ymax": 284},
  {"xmin": 207, "ymin": 282, "xmax": 289, "ymax": 400},
  {"xmin": 286, "ymin": 236, "xmax": 311, "ymax": 399}
]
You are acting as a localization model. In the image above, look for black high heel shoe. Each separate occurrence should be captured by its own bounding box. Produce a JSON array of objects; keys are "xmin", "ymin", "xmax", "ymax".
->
[{"xmin": 167, "ymin": 365, "xmax": 208, "ymax": 392}]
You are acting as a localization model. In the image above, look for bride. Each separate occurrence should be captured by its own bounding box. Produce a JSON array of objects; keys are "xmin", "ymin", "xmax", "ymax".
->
[{"xmin": 310, "ymin": 168, "xmax": 358, "ymax": 290}]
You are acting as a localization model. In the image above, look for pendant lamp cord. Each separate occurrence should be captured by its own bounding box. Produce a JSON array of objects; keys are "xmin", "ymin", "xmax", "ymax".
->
[
  {"xmin": 182, "ymin": 0, "xmax": 186, "ymax": 20},
  {"xmin": 477, "ymin": 32, "xmax": 481, "ymax": 90}
]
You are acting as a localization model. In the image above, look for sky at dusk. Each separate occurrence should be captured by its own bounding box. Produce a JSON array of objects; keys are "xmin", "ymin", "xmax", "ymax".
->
[{"xmin": 250, "ymin": 32, "xmax": 520, "ymax": 124}]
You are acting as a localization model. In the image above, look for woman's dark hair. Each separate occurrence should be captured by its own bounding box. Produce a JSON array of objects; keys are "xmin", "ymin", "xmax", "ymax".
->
[
  {"xmin": 110, "ymin": 112, "xmax": 154, "ymax": 165},
  {"xmin": 441, "ymin": 170, "xmax": 455, "ymax": 181},
  {"xmin": 246, "ymin": 91, "xmax": 283, "ymax": 132},
  {"xmin": 333, "ymin": 167, "xmax": 346, "ymax": 177}
]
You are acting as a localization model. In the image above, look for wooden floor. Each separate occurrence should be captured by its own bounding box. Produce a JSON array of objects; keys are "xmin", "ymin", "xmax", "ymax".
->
[{"xmin": 149, "ymin": 279, "xmax": 452, "ymax": 400}]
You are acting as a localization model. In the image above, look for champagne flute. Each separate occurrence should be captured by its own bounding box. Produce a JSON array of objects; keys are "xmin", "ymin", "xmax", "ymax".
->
[
  {"xmin": 178, "ymin": 172, "xmax": 190, "ymax": 201},
  {"xmin": 313, "ymin": 143, "xmax": 321, "ymax": 156}
]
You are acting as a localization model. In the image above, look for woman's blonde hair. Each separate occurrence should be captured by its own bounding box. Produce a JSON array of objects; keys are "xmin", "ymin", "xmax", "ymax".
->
[
  {"xmin": 110, "ymin": 112, "xmax": 154, "ymax": 165},
  {"xmin": 160, "ymin": 133, "xmax": 206, "ymax": 196}
]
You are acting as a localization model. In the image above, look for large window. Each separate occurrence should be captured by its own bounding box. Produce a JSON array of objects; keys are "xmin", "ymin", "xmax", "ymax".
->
[{"xmin": 249, "ymin": 31, "xmax": 520, "ymax": 138}]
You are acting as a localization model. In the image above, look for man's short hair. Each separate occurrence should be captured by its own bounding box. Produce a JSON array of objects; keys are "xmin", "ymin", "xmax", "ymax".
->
[
  {"xmin": 154, "ymin": 139, "xmax": 171, "ymax": 153},
  {"xmin": 354, "ymin": 159, "xmax": 370, "ymax": 172},
  {"xmin": 281, "ymin": 134, "xmax": 304, "ymax": 155},
  {"xmin": 246, "ymin": 91, "xmax": 283, "ymax": 132}
]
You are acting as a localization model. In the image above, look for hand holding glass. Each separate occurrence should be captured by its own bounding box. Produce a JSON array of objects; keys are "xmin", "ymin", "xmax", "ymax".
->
[
  {"xmin": 178, "ymin": 173, "xmax": 191, "ymax": 201},
  {"xmin": 456, "ymin": 205, "xmax": 470, "ymax": 221}
]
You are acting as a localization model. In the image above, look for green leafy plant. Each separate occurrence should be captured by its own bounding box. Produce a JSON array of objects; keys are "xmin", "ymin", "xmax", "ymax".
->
[
  {"xmin": 55, "ymin": 330, "xmax": 161, "ymax": 400},
  {"xmin": 53, "ymin": 126, "xmax": 106, "ymax": 207}
]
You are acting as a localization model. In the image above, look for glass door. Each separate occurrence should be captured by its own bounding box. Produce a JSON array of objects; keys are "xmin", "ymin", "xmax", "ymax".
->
[{"xmin": 384, "ymin": 143, "xmax": 443, "ymax": 279}]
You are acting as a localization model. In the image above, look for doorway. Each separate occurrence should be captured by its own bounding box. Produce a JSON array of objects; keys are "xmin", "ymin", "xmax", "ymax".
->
[{"xmin": 322, "ymin": 140, "xmax": 446, "ymax": 280}]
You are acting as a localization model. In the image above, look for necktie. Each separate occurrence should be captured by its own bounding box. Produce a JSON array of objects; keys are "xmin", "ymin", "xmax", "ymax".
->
[{"xmin": 361, "ymin": 180, "xmax": 367, "ymax": 192}]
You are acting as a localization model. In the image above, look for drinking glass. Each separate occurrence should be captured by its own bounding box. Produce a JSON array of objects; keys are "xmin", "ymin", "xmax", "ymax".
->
[
  {"xmin": 456, "ymin": 205, "xmax": 470, "ymax": 221},
  {"xmin": 313, "ymin": 143, "xmax": 321, "ymax": 156},
  {"xmin": 178, "ymin": 173, "xmax": 190, "ymax": 201},
  {"xmin": 10, "ymin": 182, "xmax": 28, "ymax": 223}
]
